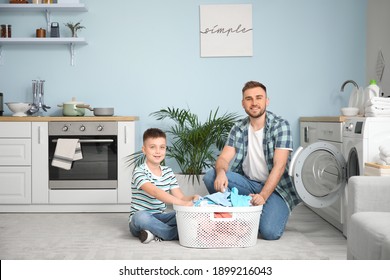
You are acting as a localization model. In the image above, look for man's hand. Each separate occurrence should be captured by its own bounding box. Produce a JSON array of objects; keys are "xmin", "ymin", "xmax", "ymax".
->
[
  {"xmin": 250, "ymin": 193, "xmax": 266, "ymax": 206},
  {"xmin": 214, "ymin": 171, "xmax": 228, "ymax": 193}
]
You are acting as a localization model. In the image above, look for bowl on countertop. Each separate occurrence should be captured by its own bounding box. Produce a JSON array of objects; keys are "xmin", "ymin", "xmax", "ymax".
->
[
  {"xmin": 341, "ymin": 107, "xmax": 359, "ymax": 117},
  {"xmin": 6, "ymin": 102, "xmax": 32, "ymax": 117}
]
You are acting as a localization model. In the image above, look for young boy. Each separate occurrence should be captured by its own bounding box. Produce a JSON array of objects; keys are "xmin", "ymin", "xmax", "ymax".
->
[{"xmin": 129, "ymin": 128, "xmax": 199, "ymax": 244}]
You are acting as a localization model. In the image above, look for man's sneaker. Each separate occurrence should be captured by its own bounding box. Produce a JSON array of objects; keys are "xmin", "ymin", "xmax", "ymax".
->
[{"xmin": 139, "ymin": 230, "xmax": 162, "ymax": 244}]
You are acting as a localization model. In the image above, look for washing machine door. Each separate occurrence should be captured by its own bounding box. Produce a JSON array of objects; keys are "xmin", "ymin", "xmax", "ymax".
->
[{"xmin": 289, "ymin": 141, "xmax": 347, "ymax": 208}]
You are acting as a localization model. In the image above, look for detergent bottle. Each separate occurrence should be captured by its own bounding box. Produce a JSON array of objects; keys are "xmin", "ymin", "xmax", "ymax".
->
[{"xmin": 367, "ymin": 79, "xmax": 380, "ymax": 99}]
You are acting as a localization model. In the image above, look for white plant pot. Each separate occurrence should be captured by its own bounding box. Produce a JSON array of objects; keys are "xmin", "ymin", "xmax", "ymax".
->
[{"xmin": 175, "ymin": 174, "xmax": 209, "ymax": 197}]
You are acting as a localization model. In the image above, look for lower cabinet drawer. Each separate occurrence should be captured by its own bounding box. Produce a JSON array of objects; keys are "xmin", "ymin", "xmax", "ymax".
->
[
  {"xmin": 0, "ymin": 139, "xmax": 31, "ymax": 165},
  {"xmin": 49, "ymin": 189, "xmax": 118, "ymax": 204},
  {"xmin": 0, "ymin": 167, "xmax": 32, "ymax": 204}
]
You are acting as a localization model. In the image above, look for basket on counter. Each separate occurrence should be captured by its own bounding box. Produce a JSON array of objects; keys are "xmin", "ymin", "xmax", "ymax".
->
[{"xmin": 173, "ymin": 205, "xmax": 262, "ymax": 248}]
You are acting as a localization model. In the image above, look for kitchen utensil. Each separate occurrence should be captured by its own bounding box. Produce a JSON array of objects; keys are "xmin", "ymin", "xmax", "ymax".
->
[
  {"xmin": 28, "ymin": 80, "xmax": 50, "ymax": 115},
  {"xmin": 6, "ymin": 102, "xmax": 32, "ymax": 117},
  {"xmin": 58, "ymin": 97, "xmax": 89, "ymax": 116},
  {"xmin": 77, "ymin": 105, "xmax": 114, "ymax": 116},
  {"xmin": 50, "ymin": 22, "xmax": 60, "ymax": 38}
]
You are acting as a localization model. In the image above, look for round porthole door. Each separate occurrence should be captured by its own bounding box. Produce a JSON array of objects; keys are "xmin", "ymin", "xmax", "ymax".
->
[{"xmin": 289, "ymin": 142, "xmax": 347, "ymax": 208}]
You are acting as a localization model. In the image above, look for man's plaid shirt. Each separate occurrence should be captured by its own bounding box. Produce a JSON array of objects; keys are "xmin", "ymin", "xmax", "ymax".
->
[{"xmin": 226, "ymin": 111, "xmax": 301, "ymax": 211}]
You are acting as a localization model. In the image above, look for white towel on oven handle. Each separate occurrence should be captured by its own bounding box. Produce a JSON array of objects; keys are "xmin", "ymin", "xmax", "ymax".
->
[{"xmin": 51, "ymin": 138, "xmax": 83, "ymax": 170}]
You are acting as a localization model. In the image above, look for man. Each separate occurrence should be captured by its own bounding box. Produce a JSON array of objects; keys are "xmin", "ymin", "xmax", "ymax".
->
[{"xmin": 203, "ymin": 81, "xmax": 301, "ymax": 240}]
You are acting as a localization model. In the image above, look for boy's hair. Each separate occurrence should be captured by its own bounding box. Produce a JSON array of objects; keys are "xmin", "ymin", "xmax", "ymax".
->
[
  {"xmin": 143, "ymin": 128, "xmax": 166, "ymax": 143},
  {"xmin": 242, "ymin": 81, "xmax": 267, "ymax": 95}
]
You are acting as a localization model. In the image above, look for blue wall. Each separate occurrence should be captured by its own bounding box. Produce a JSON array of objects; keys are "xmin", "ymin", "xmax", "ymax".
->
[{"xmin": 0, "ymin": 0, "xmax": 367, "ymax": 169}]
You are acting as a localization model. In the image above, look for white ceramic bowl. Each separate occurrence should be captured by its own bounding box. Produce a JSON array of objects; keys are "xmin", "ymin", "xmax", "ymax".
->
[
  {"xmin": 6, "ymin": 102, "xmax": 32, "ymax": 117},
  {"xmin": 341, "ymin": 107, "xmax": 359, "ymax": 117}
]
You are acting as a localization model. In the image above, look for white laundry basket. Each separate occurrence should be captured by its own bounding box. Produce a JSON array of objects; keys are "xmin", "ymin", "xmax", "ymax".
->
[{"xmin": 173, "ymin": 205, "xmax": 262, "ymax": 248}]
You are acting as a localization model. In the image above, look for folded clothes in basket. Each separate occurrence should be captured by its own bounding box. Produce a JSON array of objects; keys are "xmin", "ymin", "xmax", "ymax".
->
[
  {"xmin": 51, "ymin": 138, "xmax": 83, "ymax": 170},
  {"xmin": 194, "ymin": 187, "xmax": 251, "ymax": 207}
]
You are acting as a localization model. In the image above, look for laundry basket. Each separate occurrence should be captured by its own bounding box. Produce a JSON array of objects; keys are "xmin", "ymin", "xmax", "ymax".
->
[{"xmin": 173, "ymin": 205, "xmax": 262, "ymax": 248}]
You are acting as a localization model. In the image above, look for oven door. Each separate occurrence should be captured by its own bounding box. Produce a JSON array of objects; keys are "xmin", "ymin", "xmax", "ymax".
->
[{"xmin": 49, "ymin": 136, "xmax": 117, "ymax": 189}]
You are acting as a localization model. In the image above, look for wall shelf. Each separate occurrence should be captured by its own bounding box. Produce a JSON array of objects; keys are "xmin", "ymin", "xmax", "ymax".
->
[
  {"xmin": 0, "ymin": 3, "xmax": 87, "ymax": 12},
  {"xmin": 0, "ymin": 3, "xmax": 87, "ymax": 66},
  {"xmin": 0, "ymin": 37, "xmax": 87, "ymax": 66},
  {"xmin": 0, "ymin": 37, "xmax": 87, "ymax": 45}
]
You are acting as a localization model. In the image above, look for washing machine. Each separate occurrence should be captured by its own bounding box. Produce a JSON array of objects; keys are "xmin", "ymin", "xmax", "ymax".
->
[
  {"xmin": 343, "ymin": 117, "xmax": 390, "ymax": 176},
  {"xmin": 290, "ymin": 117, "xmax": 390, "ymax": 236}
]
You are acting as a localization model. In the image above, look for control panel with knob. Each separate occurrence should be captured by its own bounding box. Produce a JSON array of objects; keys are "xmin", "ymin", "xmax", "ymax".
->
[
  {"xmin": 49, "ymin": 122, "xmax": 117, "ymax": 136},
  {"xmin": 345, "ymin": 123, "xmax": 354, "ymax": 132}
]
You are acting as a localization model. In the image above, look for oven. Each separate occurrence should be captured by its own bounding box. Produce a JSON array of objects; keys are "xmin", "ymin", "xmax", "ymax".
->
[{"xmin": 48, "ymin": 122, "xmax": 118, "ymax": 189}]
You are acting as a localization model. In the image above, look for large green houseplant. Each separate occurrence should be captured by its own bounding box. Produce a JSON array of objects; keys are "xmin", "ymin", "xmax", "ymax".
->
[{"xmin": 128, "ymin": 107, "xmax": 239, "ymax": 184}]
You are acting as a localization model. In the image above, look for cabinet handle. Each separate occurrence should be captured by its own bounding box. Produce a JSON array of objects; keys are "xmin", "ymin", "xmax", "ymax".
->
[
  {"xmin": 304, "ymin": 126, "xmax": 309, "ymax": 143},
  {"xmin": 38, "ymin": 126, "xmax": 41, "ymax": 144},
  {"xmin": 124, "ymin": 126, "xmax": 127, "ymax": 144}
]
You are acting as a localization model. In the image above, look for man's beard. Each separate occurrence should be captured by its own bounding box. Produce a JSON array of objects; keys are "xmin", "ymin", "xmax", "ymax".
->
[{"xmin": 245, "ymin": 106, "xmax": 266, "ymax": 119}]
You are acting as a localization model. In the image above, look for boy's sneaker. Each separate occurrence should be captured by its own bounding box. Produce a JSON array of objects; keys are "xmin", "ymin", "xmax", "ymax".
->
[{"xmin": 139, "ymin": 230, "xmax": 162, "ymax": 244}]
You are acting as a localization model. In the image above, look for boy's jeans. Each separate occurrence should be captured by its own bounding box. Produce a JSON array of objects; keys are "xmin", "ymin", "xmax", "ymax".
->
[
  {"xmin": 203, "ymin": 169, "xmax": 290, "ymax": 240},
  {"xmin": 129, "ymin": 210, "xmax": 178, "ymax": 241}
]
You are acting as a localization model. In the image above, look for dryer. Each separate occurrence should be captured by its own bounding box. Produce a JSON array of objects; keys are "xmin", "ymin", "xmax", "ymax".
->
[{"xmin": 292, "ymin": 117, "xmax": 390, "ymax": 236}]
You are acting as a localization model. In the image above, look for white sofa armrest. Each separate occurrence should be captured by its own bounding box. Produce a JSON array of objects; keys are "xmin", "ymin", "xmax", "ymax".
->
[{"xmin": 348, "ymin": 176, "xmax": 390, "ymax": 219}]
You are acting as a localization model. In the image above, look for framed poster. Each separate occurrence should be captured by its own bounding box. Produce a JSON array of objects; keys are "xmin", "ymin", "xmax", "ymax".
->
[{"xmin": 200, "ymin": 4, "xmax": 253, "ymax": 57}]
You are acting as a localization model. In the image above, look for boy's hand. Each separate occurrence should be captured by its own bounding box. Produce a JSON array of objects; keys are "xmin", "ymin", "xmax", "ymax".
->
[{"xmin": 184, "ymin": 200, "xmax": 193, "ymax": 206}]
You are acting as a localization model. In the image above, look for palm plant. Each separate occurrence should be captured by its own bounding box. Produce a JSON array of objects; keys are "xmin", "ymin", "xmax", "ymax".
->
[{"xmin": 127, "ymin": 107, "xmax": 239, "ymax": 183}]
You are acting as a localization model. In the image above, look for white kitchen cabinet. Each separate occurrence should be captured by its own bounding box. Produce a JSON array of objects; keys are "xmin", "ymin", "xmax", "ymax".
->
[
  {"xmin": 0, "ymin": 166, "xmax": 31, "ymax": 204},
  {"xmin": 31, "ymin": 122, "xmax": 49, "ymax": 204},
  {"xmin": 299, "ymin": 120, "xmax": 345, "ymax": 231},
  {"xmin": 0, "ymin": 118, "xmax": 137, "ymax": 211},
  {"xmin": 0, "ymin": 122, "xmax": 32, "ymax": 204},
  {"xmin": 0, "ymin": 139, "xmax": 31, "ymax": 165},
  {"xmin": 117, "ymin": 122, "xmax": 135, "ymax": 204},
  {"xmin": 0, "ymin": 3, "xmax": 88, "ymax": 65}
]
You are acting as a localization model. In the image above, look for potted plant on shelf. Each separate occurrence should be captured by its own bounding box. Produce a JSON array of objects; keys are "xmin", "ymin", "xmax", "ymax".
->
[
  {"xmin": 127, "ymin": 107, "xmax": 239, "ymax": 195},
  {"xmin": 64, "ymin": 21, "xmax": 85, "ymax": 37}
]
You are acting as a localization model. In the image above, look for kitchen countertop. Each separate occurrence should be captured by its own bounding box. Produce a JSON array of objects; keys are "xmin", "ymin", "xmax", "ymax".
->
[
  {"xmin": 0, "ymin": 116, "xmax": 139, "ymax": 122},
  {"xmin": 299, "ymin": 116, "xmax": 357, "ymax": 122}
]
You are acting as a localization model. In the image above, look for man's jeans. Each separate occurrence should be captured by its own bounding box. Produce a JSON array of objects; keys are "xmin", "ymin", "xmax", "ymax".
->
[
  {"xmin": 129, "ymin": 211, "xmax": 178, "ymax": 241},
  {"xmin": 203, "ymin": 169, "xmax": 290, "ymax": 240}
]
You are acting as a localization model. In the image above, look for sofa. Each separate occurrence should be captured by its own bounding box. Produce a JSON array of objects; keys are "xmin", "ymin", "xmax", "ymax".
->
[{"xmin": 347, "ymin": 176, "xmax": 390, "ymax": 260}]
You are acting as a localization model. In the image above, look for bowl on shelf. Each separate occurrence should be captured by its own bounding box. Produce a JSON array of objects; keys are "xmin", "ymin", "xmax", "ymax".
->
[
  {"xmin": 6, "ymin": 102, "xmax": 32, "ymax": 117},
  {"xmin": 341, "ymin": 107, "xmax": 359, "ymax": 117}
]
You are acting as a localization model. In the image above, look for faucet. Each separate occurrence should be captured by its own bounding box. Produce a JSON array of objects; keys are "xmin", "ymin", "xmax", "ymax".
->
[{"xmin": 340, "ymin": 80, "xmax": 359, "ymax": 92}]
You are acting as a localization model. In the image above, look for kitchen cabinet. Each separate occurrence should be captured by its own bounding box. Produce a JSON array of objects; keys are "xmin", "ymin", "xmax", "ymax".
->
[
  {"xmin": 0, "ymin": 3, "xmax": 88, "ymax": 65},
  {"xmin": 0, "ymin": 118, "xmax": 137, "ymax": 212},
  {"xmin": 0, "ymin": 122, "xmax": 32, "ymax": 204},
  {"xmin": 299, "ymin": 119, "xmax": 345, "ymax": 231},
  {"xmin": 117, "ymin": 121, "xmax": 135, "ymax": 204},
  {"xmin": 31, "ymin": 122, "xmax": 49, "ymax": 204}
]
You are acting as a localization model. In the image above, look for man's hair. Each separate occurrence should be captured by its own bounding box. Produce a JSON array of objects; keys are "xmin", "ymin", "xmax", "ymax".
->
[
  {"xmin": 242, "ymin": 81, "xmax": 267, "ymax": 95},
  {"xmin": 143, "ymin": 128, "xmax": 166, "ymax": 142}
]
